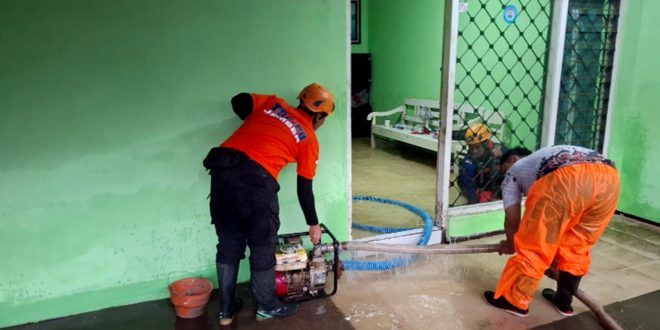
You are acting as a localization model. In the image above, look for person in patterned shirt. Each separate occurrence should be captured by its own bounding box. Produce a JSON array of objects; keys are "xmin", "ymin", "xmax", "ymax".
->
[{"xmin": 483, "ymin": 145, "xmax": 620, "ymax": 317}]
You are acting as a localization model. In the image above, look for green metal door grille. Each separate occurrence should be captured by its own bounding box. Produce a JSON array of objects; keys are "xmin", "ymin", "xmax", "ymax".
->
[
  {"xmin": 555, "ymin": 0, "xmax": 619, "ymax": 152},
  {"xmin": 450, "ymin": 0, "xmax": 553, "ymax": 206}
]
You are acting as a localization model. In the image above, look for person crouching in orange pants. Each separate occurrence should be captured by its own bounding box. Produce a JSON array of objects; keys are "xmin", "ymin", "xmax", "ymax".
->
[{"xmin": 483, "ymin": 146, "xmax": 620, "ymax": 317}]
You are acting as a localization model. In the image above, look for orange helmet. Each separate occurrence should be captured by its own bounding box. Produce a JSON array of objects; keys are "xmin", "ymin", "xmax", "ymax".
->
[
  {"xmin": 465, "ymin": 123, "xmax": 492, "ymax": 145},
  {"xmin": 298, "ymin": 83, "xmax": 335, "ymax": 115}
]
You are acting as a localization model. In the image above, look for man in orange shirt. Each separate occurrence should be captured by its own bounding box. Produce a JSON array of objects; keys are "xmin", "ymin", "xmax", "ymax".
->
[{"xmin": 203, "ymin": 83, "xmax": 334, "ymax": 325}]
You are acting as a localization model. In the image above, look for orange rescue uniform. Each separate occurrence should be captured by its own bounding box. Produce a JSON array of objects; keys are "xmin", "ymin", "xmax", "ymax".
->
[
  {"xmin": 495, "ymin": 162, "xmax": 620, "ymax": 310},
  {"xmin": 221, "ymin": 94, "xmax": 319, "ymax": 180}
]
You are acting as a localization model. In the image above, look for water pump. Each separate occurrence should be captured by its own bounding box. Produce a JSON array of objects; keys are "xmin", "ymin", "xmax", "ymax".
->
[{"xmin": 274, "ymin": 224, "xmax": 342, "ymax": 302}]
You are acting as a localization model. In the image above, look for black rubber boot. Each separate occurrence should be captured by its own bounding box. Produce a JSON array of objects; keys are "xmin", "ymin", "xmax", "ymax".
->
[
  {"xmin": 217, "ymin": 263, "xmax": 243, "ymax": 326},
  {"xmin": 542, "ymin": 271, "xmax": 582, "ymax": 316},
  {"xmin": 251, "ymin": 268, "xmax": 299, "ymax": 321},
  {"xmin": 483, "ymin": 291, "xmax": 529, "ymax": 317}
]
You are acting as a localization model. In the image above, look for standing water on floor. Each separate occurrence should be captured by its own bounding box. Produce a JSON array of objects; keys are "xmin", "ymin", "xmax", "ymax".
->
[
  {"xmin": 351, "ymin": 199, "xmax": 426, "ymax": 239},
  {"xmin": 334, "ymin": 216, "xmax": 660, "ymax": 329}
]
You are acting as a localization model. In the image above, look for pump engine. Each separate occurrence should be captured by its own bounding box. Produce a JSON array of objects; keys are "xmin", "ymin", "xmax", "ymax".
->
[{"xmin": 274, "ymin": 224, "xmax": 342, "ymax": 302}]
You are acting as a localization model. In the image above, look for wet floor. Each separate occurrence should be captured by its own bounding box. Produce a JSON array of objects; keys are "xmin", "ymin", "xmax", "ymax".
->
[
  {"xmin": 342, "ymin": 137, "xmax": 660, "ymax": 329},
  {"xmin": 333, "ymin": 220, "xmax": 660, "ymax": 329},
  {"xmin": 352, "ymin": 138, "xmax": 438, "ymax": 239},
  {"xmin": 351, "ymin": 137, "xmax": 465, "ymax": 239},
  {"xmin": 9, "ymin": 284, "xmax": 354, "ymax": 330},
  {"xmin": 533, "ymin": 289, "xmax": 660, "ymax": 329},
  {"xmin": 13, "ymin": 214, "xmax": 658, "ymax": 330},
  {"xmin": 9, "ymin": 138, "xmax": 660, "ymax": 329}
]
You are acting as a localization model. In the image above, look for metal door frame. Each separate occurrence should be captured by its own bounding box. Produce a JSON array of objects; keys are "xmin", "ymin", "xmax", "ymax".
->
[{"xmin": 436, "ymin": 0, "xmax": 625, "ymax": 243}]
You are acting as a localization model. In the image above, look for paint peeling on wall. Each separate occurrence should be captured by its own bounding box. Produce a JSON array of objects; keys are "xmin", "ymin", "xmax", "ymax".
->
[{"xmin": 607, "ymin": 0, "xmax": 660, "ymax": 222}]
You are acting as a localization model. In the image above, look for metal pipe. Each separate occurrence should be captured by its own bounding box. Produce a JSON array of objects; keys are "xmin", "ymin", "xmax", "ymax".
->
[
  {"xmin": 574, "ymin": 288, "xmax": 623, "ymax": 330},
  {"xmin": 545, "ymin": 268, "xmax": 623, "ymax": 330},
  {"xmin": 342, "ymin": 242, "xmax": 500, "ymax": 254},
  {"xmin": 343, "ymin": 241, "xmax": 622, "ymax": 328},
  {"xmin": 436, "ymin": 0, "xmax": 460, "ymax": 243}
]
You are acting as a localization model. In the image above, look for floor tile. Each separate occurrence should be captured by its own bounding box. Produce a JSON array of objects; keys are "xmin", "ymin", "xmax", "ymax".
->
[
  {"xmin": 348, "ymin": 138, "xmax": 660, "ymax": 329},
  {"xmin": 599, "ymin": 267, "xmax": 660, "ymax": 296}
]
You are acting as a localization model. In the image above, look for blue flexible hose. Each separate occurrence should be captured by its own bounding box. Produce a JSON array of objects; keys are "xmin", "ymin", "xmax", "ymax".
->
[
  {"xmin": 350, "ymin": 222, "xmax": 416, "ymax": 234},
  {"xmin": 344, "ymin": 195, "xmax": 434, "ymax": 271}
]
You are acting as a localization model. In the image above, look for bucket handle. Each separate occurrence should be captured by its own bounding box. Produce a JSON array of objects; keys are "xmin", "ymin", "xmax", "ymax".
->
[{"xmin": 166, "ymin": 270, "xmax": 206, "ymax": 290}]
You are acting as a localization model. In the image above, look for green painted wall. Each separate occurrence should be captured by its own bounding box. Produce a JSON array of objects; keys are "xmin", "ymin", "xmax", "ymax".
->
[
  {"xmin": 351, "ymin": 0, "xmax": 370, "ymax": 53},
  {"xmin": 0, "ymin": 0, "xmax": 349, "ymax": 327},
  {"xmin": 367, "ymin": 0, "xmax": 444, "ymax": 111},
  {"xmin": 607, "ymin": 0, "xmax": 660, "ymax": 222},
  {"xmin": 448, "ymin": 209, "xmax": 504, "ymax": 238}
]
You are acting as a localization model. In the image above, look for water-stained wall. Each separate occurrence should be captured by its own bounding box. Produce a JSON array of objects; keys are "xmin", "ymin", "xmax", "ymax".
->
[
  {"xmin": 607, "ymin": 0, "xmax": 660, "ymax": 222},
  {"xmin": 0, "ymin": 0, "xmax": 349, "ymax": 326}
]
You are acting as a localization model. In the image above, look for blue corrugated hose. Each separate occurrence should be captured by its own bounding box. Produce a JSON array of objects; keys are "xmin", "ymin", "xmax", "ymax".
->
[{"xmin": 343, "ymin": 196, "xmax": 433, "ymax": 271}]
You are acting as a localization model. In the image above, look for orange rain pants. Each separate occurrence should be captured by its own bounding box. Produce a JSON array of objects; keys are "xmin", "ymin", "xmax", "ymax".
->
[{"xmin": 494, "ymin": 163, "xmax": 620, "ymax": 310}]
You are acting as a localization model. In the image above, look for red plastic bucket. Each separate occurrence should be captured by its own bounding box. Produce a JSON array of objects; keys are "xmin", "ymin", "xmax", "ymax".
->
[{"xmin": 168, "ymin": 277, "xmax": 213, "ymax": 319}]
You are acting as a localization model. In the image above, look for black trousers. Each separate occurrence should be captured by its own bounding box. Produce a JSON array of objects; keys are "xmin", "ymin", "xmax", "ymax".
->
[{"xmin": 205, "ymin": 148, "xmax": 280, "ymax": 272}]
